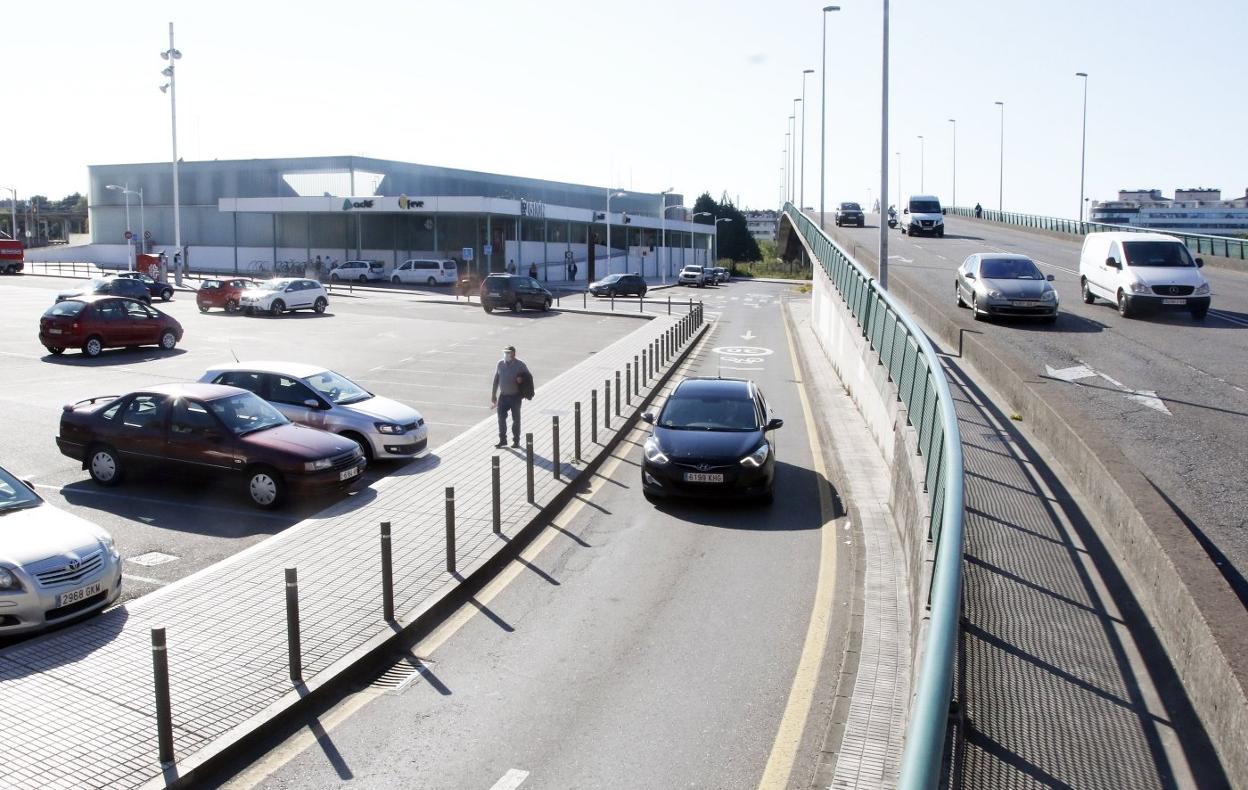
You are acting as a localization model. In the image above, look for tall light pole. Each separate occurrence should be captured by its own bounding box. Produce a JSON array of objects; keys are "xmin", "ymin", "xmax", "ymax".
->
[
  {"xmin": 106, "ymin": 183, "xmax": 134, "ymax": 269},
  {"xmin": 658, "ymin": 188, "xmax": 676, "ymax": 283},
  {"xmin": 1, "ymin": 186, "xmax": 15, "ymax": 242},
  {"xmin": 800, "ymin": 69, "xmax": 814, "ymax": 210},
  {"xmin": 896, "ymin": 152, "xmax": 902, "ymax": 209},
  {"xmin": 948, "ymin": 119, "xmax": 957, "ymax": 208},
  {"xmin": 790, "ymin": 102, "xmax": 800, "ymax": 203},
  {"xmin": 820, "ymin": 5, "xmax": 841, "ymax": 230},
  {"xmin": 783, "ymin": 136, "xmax": 790, "ymax": 204},
  {"xmin": 693, "ymin": 211, "xmax": 712, "ymax": 265},
  {"xmin": 879, "ymin": 0, "xmax": 890, "ymax": 290},
  {"xmin": 606, "ymin": 189, "xmax": 626, "ymax": 274},
  {"xmin": 160, "ymin": 23, "xmax": 184, "ymax": 285},
  {"xmin": 995, "ymin": 100, "xmax": 1005, "ymax": 211},
  {"xmin": 917, "ymin": 135, "xmax": 925, "ymax": 192},
  {"xmin": 1076, "ymin": 72, "xmax": 1089, "ymax": 221},
  {"xmin": 714, "ymin": 217, "xmax": 733, "ymax": 265}
]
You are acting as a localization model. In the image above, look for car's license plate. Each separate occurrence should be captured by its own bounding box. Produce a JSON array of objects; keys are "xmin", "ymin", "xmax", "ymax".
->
[
  {"xmin": 683, "ymin": 472, "xmax": 724, "ymax": 483},
  {"xmin": 339, "ymin": 466, "xmax": 360, "ymax": 481},
  {"xmin": 1162, "ymin": 298, "xmax": 1185, "ymax": 305},
  {"xmin": 57, "ymin": 581, "xmax": 102, "ymax": 607},
  {"xmin": 1011, "ymin": 300, "xmax": 1037, "ymax": 307},
  {"xmin": 48, "ymin": 328, "xmax": 62, "ymax": 334},
  {"xmin": 488, "ymin": 292, "xmax": 501, "ymax": 297}
]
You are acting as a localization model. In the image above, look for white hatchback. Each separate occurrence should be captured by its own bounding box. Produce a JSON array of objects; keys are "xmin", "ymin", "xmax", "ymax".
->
[
  {"xmin": 392, "ymin": 258, "xmax": 458, "ymax": 286},
  {"xmin": 240, "ymin": 278, "xmax": 329, "ymax": 316}
]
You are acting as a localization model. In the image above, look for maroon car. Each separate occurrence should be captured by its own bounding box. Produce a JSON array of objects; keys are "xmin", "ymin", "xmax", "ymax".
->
[
  {"xmin": 39, "ymin": 295, "xmax": 183, "ymax": 358},
  {"xmin": 55, "ymin": 383, "xmax": 366, "ymax": 509},
  {"xmin": 197, "ymin": 277, "xmax": 258, "ymax": 313}
]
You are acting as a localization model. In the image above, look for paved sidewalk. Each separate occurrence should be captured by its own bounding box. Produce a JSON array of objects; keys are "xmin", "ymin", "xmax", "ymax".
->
[{"xmin": 0, "ymin": 308, "xmax": 704, "ymax": 790}]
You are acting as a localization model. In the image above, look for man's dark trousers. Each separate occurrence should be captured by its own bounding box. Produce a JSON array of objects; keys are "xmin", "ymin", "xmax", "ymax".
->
[{"xmin": 497, "ymin": 394, "xmax": 522, "ymax": 444}]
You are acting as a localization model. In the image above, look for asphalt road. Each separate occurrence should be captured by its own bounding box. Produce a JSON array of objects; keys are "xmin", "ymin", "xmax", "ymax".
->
[
  {"xmin": 215, "ymin": 281, "xmax": 849, "ymax": 789},
  {"xmin": 834, "ymin": 213, "xmax": 1248, "ymax": 596},
  {"xmin": 0, "ymin": 275, "xmax": 640, "ymax": 626}
]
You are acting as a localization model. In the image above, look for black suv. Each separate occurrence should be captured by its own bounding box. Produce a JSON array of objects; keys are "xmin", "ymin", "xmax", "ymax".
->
[
  {"xmin": 589, "ymin": 273, "xmax": 648, "ymax": 298},
  {"xmin": 480, "ymin": 274, "xmax": 553, "ymax": 313},
  {"xmin": 115, "ymin": 271, "xmax": 175, "ymax": 301},
  {"xmin": 834, "ymin": 202, "xmax": 865, "ymax": 227}
]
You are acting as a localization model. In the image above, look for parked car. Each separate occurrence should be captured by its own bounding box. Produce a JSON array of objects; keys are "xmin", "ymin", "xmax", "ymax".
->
[
  {"xmin": 56, "ymin": 383, "xmax": 367, "ymax": 509},
  {"xmin": 479, "ymin": 274, "xmax": 553, "ymax": 313},
  {"xmin": 711, "ymin": 267, "xmax": 731, "ymax": 284},
  {"xmin": 678, "ymin": 265, "xmax": 708, "ymax": 287},
  {"xmin": 1078, "ymin": 231, "xmax": 1211, "ymax": 320},
  {"xmin": 39, "ymin": 295, "xmax": 183, "ymax": 357},
  {"xmin": 900, "ymin": 195, "xmax": 945, "ymax": 237},
  {"xmin": 392, "ymin": 258, "xmax": 458, "ymax": 286},
  {"xmin": 956, "ymin": 254, "xmax": 1058, "ymax": 323},
  {"xmin": 589, "ymin": 273, "xmax": 648, "ymax": 298},
  {"xmin": 640, "ymin": 377, "xmax": 783, "ymax": 504},
  {"xmin": 56, "ymin": 276, "xmax": 151, "ymax": 305},
  {"xmin": 0, "ymin": 462, "xmax": 122, "ymax": 635},
  {"xmin": 196, "ymin": 277, "xmax": 259, "ymax": 313},
  {"xmin": 115, "ymin": 270, "xmax": 174, "ymax": 301},
  {"xmin": 329, "ymin": 260, "xmax": 385, "ymax": 282},
  {"xmin": 199, "ymin": 361, "xmax": 429, "ymax": 461},
  {"xmin": 835, "ymin": 202, "xmax": 866, "ymax": 227},
  {"xmin": 239, "ymin": 278, "xmax": 329, "ymax": 316}
]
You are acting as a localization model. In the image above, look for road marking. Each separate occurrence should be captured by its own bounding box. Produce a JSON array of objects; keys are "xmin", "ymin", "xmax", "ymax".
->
[
  {"xmin": 1043, "ymin": 361, "xmax": 1172, "ymax": 416},
  {"xmin": 489, "ymin": 769, "xmax": 530, "ymax": 790},
  {"xmin": 32, "ymin": 484, "xmax": 294, "ymax": 522},
  {"xmin": 122, "ymin": 573, "xmax": 166, "ymax": 586},
  {"xmin": 741, "ymin": 330, "xmax": 756, "ymax": 340},
  {"xmin": 1044, "ymin": 364, "xmax": 1097, "ymax": 383},
  {"xmin": 757, "ymin": 307, "xmax": 839, "ymax": 790}
]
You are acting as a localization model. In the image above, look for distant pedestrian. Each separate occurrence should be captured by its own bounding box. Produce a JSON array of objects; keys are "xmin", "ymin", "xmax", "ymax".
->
[
  {"xmin": 528, "ymin": 261, "xmax": 538, "ymax": 279},
  {"xmin": 507, "ymin": 259, "xmax": 516, "ymax": 274},
  {"xmin": 315, "ymin": 255, "xmax": 323, "ymax": 275},
  {"xmin": 491, "ymin": 345, "xmax": 532, "ymax": 448},
  {"xmin": 974, "ymin": 202, "xmax": 983, "ymax": 218},
  {"xmin": 571, "ymin": 261, "xmax": 578, "ymax": 280}
]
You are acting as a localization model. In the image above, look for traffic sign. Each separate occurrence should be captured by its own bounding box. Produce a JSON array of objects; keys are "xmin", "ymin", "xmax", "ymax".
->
[
  {"xmin": 483, "ymin": 244, "xmax": 493, "ymax": 256},
  {"xmin": 144, "ymin": 230, "xmax": 152, "ymax": 240},
  {"xmin": 124, "ymin": 230, "xmax": 133, "ymax": 240},
  {"xmin": 564, "ymin": 250, "xmax": 573, "ymax": 261},
  {"xmin": 462, "ymin": 247, "xmax": 474, "ymax": 261}
]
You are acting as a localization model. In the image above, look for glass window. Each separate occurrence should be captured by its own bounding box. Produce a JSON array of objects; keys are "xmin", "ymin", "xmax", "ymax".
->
[
  {"xmin": 202, "ymin": 280, "xmax": 222, "ymax": 289},
  {"xmin": 270, "ymin": 375, "xmax": 319, "ymax": 406},
  {"xmin": 95, "ymin": 300, "xmax": 126, "ymax": 321},
  {"xmin": 100, "ymin": 399, "xmax": 124, "ymax": 421},
  {"xmin": 0, "ymin": 465, "xmax": 40, "ymax": 512},
  {"xmin": 124, "ymin": 301, "xmax": 156, "ymax": 318},
  {"xmin": 170, "ymin": 399, "xmax": 219, "ymax": 436},
  {"xmin": 214, "ymin": 371, "xmax": 266, "ymax": 397},
  {"xmin": 207, "ymin": 392, "xmax": 288, "ymax": 436},
  {"xmin": 44, "ymin": 301, "xmax": 85, "ymax": 318},
  {"xmin": 979, "ymin": 258, "xmax": 1042, "ymax": 279},
  {"xmin": 121, "ymin": 394, "xmax": 168, "ymax": 431},
  {"xmin": 658, "ymin": 393, "xmax": 760, "ymax": 431},
  {"xmin": 304, "ymin": 370, "xmax": 371, "ymax": 405},
  {"xmin": 1123, "ymin": 241, "xmax": 1195, "ymax": 268}
]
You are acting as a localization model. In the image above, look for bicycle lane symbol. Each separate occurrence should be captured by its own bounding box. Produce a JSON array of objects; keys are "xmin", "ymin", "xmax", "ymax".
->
[{"xmin": 712, "ymin": 345, "xmax": 773, "ymax": 372}]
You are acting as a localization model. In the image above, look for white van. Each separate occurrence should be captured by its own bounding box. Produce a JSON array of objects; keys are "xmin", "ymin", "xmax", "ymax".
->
[
  {"xmin": 392, "ymin": 258, "xmax": 458, "ymax": 286},
  {"xmin": 901, "ymin": 195, "xmax": 945, "ymax": 237},
  {"xmin": 1078, "ymin": 232, "xmax": 1211, "ymax": 320}
]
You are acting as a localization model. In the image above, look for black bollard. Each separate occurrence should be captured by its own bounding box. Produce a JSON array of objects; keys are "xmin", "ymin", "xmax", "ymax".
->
[
  {"xmin": 285, "ymin": 568, "xmax": 302, "ymax": 683},
  {"xmin": 445, "ymin": 487, "xmax": 456, "ymax": 573},
  {"xmin": 151, "ymin": 628, "xmax": 174, "ymax": 764},
  {"xmin": 381, "ymin": 521, "xmax": 394, "ymax": 621},
  {"xmin": 491, "ymin": 457, "xmax": 501, "ymax": 534}
]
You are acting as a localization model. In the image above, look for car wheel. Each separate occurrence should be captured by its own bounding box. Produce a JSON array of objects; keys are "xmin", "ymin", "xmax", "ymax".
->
[
  {"xmin": 88, "ymin": 445, "xmax": 123, "ymax": 486},
  {"xmin": 640, "ymin": 288, "xmax": 647, "ymax": 298},
  {"xmin": 900, "ymin": 227, "xmax": 907, "ymax": 235},
  {"xmin": 198, "ymin": 304, "xmax": 209, "ymax": 313},
  {"xmin": 46, "ymin": 345, "xmax": 65, "ymax": 355},
  {"xmin": 1081, "ymin": 278, "xmax": 1096, "ymax": 304},
  {"xmin": 313, "ymin": 296, "xmax": 327, "ymax": 314},
  {"xmin": 512, "ymin": 299, "xmax": 523, "ymax": 313},
  {"xmin": 358, "ymin": 275, "xmax": 368, "ymax": 283},
  {"xmin": 483, "ymin": 303, "xmax": 494, "ymax": 313},
  {"xmin": 391, "ymin": 275, "xmax": 401, "ymax": 284},
  {"xmin": 427, "ymin": 276, "xmax": 437, "ymax": 286},
  {"xmin": 1191, "ymin": 307, "xmax": 1208, "ymax": 321},
  {"xmin": 1116, "ymin": 291, "xmax": 1134, "ymax": 319},
  {"xmin": 160, "ymin": 288, "xmax": 173, "ymax": 301},
  {"xmin": 270, "ymin": 299, "xmax": 285, "ymax": 316},
  {"xmin": 858, "ymin": 220, "xmax": 865, "ymax": 228},
  {"xmin": 938, "ymin": 229, "xmax": 945, "ymax": 238},
  {"xmin": 245, "ymin": 465, "xmax": 284, "ymax": 509},
  {"xmin": 542, "ymin": 298, "xmax": 551, "ymax": 312},
  {"xmin": 971, "ymin": 295, "xmax": 985, "ymax": 322},
  {"xmin": 244, "ymin": 306, "xmax": 254, "ymax": 315},
  {"xmin": 643, "ymin": 489, "xmax": 660, "ymax": 504},
  {"xmin": 330, "ymin": 273, "xmax": 340, "ymax": 282},
  {"xmin": 955, "ymin": 282, "xmax": 966, "ymax": 307},
  {"xmin": 224, "ymin": 298, "xmax": 239, "ymax": 313},
  {"xmin": 83, "ymin": 335, "xmax": 104, "ymax": 357},
  {"xmin": 159, "ymin": 330, "xmax": 178, "ymax": 350},
  {"xmin": 342, "ymin": 431, "xmax": 374, "ymax": 463},
  {"xmin": 1043, "ymin": 314, "xmax": 1059, "ymax": 325}
]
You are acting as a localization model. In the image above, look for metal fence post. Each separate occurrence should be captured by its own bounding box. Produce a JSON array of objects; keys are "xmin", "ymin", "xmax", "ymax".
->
[
  {"xmin": 381, "ymin": 521, "xmax": 394, "ymax": 621},
  {"xmin": 625, "ymin": 364, "xmax": 631, "ymax": 405},
  {"xmin": 574, "ymin": 402, "xmax": 582, "ymax": 461},
  {"xmin": 591, "ymin": 389, "xmax": 599, "ymax": 443},
  {"xmin": 151, "ymin": 628, "xmax": 175, "ymax": 764},
  {"xmin": 525, "ymin": 433, "xmax": 535, "ymax": 502},
  {"xmin": 641, "ymin": 349, "xmax": 648, "ymax": 386},
  {"xmin": 604, "ymin": 380, "xmax": 611, "ymax": 429},
  {"xmin": 552, "ymin": 416, "xmax": 561, "ymax": 479},
  {"xmin": 491, "ymin": 457, "xmax": 501, "ymax": 534},
  {"xmin": 615, "ymin": 370, "xmax": 621, "ymax": 415},
  {"xmin": 633, "ymin": 355, "xmax": 640, "ymax": 394},
  {"xmin": 610, "ymin": 293, "xmax": 615, "ymax": 311},
  {"xmin": 667, "ymin": 295, "xmax": 671, "ymax": 315},
  {"xmin": 445, "ymin": 487, "xmax": 456, "ymax": 573},
  {"xmin": 583, "ymin": 291, "xmax": 586, "ymax": 309},
  {"xmin": 285, "ymin": 568, "xmax": 302, "ymax": 683}
]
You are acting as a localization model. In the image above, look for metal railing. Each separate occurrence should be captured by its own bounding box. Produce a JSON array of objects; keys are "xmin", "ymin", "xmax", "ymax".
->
[
  {"xmin": 784, "ymin": 203, "xmax": 964, "ymax": 789},
  {"xmin": 948, "ymin": 205, "xmax": 1248, "ymax": 261}
]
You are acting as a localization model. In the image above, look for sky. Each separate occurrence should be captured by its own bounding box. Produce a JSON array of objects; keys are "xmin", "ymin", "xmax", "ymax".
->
[{"xmin": 4, "ymin": 0, "xmax": 1245, "ymax": 219}]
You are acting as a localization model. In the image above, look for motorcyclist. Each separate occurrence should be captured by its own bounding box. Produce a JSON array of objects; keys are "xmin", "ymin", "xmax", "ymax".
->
[{"xmin": 887, "ymin": 205, "xmax": 897, "ymax": 226}]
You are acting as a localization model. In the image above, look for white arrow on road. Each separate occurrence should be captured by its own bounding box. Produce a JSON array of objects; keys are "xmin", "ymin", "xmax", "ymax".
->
[
  {"xmin": 1045, "ymin": 362, "xmax": 1172, "ymax": 416},
  {"xmin": 1044, "ymin": 364, "xmax": 1097, "ymax": 383},
  {"xmin": 887, "ymin": 255, "xmax": 914, "ymax": 263},
  {"xmin": 741, "ymin": 330, "xmax": 756, "ymax": 340}
]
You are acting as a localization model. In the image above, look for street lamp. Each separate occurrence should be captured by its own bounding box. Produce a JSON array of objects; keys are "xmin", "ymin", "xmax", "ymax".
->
[
  {"xmin": 714, "ymin": 217, "xmax": 733, "ymax": 266},
  {"xmin": 895, "ymin": 152, "xmax": 902, "ymax": 208},
  {"xmin": 783, "ymin": 133, "xmax": 790, "ymax": 204},
  {"xmin": 995, "ymin": 100, "xmax": 1005, "ymax": 211},
  {"xmin": 106, "ymin": 184, "xmax": 135, "ymax": 269},
  {"xmin": 790, "ymin": 102, "xmax": 800, "ymax": 203},
  {"xmin": 879, "ymin": 0, "xmax": 891, "ymax": 290},
  {"xmin": 160, "ymin": 23, "xmax": 184, "ymax": 285},
  {"xmin": 1, "ymin": 186, "xmax": 15, "ymax": 242},
  {"xmin": 693, "ymin": 211, "xmax": 712, "ymax": 266},
  {"xmin": 800, "ymin": 69, "xmax": 814, "ymax": 210},
  {"xmin": 605, "ymin": 189, "xmax": 626, "ymax": 275},
  {"xmin": 917, "ymin": 135, "xmax": 925, "ymax": 192},
  {"xmin": 658, "ymin": 188, "xmax": 676, "ymax": 283},
  {"xmin": 820, "ymin": 5, "xmax": 841, "ymax": 230},
  {"xmin": 1076, "ymin": 72, "xmax": 1089, "ymax": 222},
  {"xmin": 106, "ymin": 184, "xmax": 145, "ymax": 268},
  {"xmin": 948, "ymin": 119, "xmax": 957, "ymax": 208}
]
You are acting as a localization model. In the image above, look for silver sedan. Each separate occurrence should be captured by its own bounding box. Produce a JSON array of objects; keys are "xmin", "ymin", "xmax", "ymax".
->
[{"xmin": 956, "ymin": 253, "xmax": 1059, "ymax": 323}]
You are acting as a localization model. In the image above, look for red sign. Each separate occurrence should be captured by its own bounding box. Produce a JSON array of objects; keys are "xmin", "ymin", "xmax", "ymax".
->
[{"xmin": 124, "ymin": 230, "xmax": 133, "ymax": 240}]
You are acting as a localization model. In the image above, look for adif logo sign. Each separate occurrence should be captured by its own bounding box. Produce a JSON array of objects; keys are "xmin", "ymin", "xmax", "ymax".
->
[{"xmin": 341, "ymin": 198, "xmax": 375, "ymax": 211}]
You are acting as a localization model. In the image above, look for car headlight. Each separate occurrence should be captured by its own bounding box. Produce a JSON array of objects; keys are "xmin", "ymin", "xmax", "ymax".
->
[
  {"xmin": 1128, "ymin": 281, "xmax": 1152, "ymax": 294},
  {"xmin": 98, "ymin": 533, "xmax": 117, "ymax": 552},
  {"xmin": 1041, "ymin": 290, "xmax": 1057, "ymax": 302},
  {"xmin": 740, "ymin": 441, "xmax": 771, "ymax": 468},
  {"xmin": 986, "ymin": 289, "xmax": 1004, "ymax": 299},
  {"xmin": 0, "ymin": 567, "xmax": 20, "ymax": 591},
  {"xmin": 935, "ymin": 217, "xmax": 944, "ymax": 224},
  {"xmin": 643, "ymin": 437, "xmax": 670, "ymax": 465},
  {"xmin": 304, "ymin": 458, "xmax": 333, "ymax": 472},
  {"xmin": 375, "ymin": 422, "xmax": 405, "ymax": 435},
  {"xmin": 1194, "ymin": 283, "xmax": 1210, "ymax": 296}
]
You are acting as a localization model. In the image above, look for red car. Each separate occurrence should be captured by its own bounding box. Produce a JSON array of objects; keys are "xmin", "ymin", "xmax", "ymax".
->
[
  {"xmin": 39, "ymin": 295, "xmax": 184, "ymax": 358},
  {"xmin": 196, "ymin": 277, "xmax": 258, "ymax": 313},
  {"xmin": 55, "ymin": 383, "xmax": 367, "ymax": 509}
]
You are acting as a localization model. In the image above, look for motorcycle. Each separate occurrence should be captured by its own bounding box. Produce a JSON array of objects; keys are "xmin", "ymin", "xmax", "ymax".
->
[{"xmin": 886, "ymin": 212, "xmax": 898, "ymax": 229}]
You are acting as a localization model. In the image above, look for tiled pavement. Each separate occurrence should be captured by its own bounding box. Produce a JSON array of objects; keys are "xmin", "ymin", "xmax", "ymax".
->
[{"xmin": 0, "ymin": 304, "xmax": 704, "ymax": 790}]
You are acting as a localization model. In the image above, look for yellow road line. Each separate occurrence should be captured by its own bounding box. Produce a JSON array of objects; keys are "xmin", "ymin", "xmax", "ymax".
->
[{"xmin": 756, "ymin": 306, "xmax": 839, "ymax": 790}]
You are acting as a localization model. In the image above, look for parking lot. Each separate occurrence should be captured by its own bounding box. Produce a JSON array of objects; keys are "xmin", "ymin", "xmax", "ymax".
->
[{"xmin": 0, "ymin": 275, "xmax": 640, "ymax": 623}]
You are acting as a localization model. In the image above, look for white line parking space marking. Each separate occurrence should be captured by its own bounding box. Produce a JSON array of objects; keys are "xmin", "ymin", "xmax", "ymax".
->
[
  {"xmin": 488, "ymin": 769, "xmax": 530, "ymax": 790},
  {"xmin": 122, "ymin": 573, "xmax": 166, "ymax": 586}
]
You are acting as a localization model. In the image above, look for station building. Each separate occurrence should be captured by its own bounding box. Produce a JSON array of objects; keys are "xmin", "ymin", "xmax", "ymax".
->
[{"xmin": 67, "ymin": 155, "xmax": 711, "ymax": 283}]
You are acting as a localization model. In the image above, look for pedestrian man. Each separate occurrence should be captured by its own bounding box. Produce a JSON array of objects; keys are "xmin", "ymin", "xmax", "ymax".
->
[
  {"xmin": 528, "ymin": 261, "xmax": 538, "ymax": 279},
  {"xmin": 507, "ymin": 259, "xmax": 516, "ymax": 274},
  {"xmin": 491, "ymin": 345, "xmax": 532, "ymax": 448},
  {"xmin": 315, "ymin": 254, "xmax": 323, "ymax": 275},
  {"xmin": 974, "ymin": 202, "xmax": 983, "ymax": 218},
  {"xmin": 571, "ymin": 261, "xmax": 578, "ymax": 281}
]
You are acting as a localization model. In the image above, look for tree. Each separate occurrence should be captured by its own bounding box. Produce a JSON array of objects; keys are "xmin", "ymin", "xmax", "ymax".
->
[{"xmin": 689, "ymin": 191, "xmax": 760, "ymax": 265}]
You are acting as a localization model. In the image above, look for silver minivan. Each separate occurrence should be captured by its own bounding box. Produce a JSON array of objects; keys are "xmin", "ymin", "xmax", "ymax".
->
[
  {"xmin": 392, "ymin": 258, "xmax": 458, "ymax": 286},
  {"xmin": 199, "ymin": 361, "xmax": 429, "ymax": 461}
]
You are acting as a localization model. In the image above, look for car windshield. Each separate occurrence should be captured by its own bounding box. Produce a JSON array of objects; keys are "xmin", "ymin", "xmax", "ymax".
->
[
  {"xmin": 207, "ymin": 392, "xmax": 289, "ymax": 436},
  {"xmin": 659, "ymin": 393, "xmax": 758, "ymax": 431},
  {"xmin": 1123, "ymin": 241, "xmax": 1195, "ymax": 268},
  {"xmin": 683, "ymin": 266, "xmax": 702, "ymax": 273},
  {"xmin": 202, "ymin": 280, "xmax": 222, "ymax": 289},
  {"xmin": 304, "ymin": 370, "xmax": 372, "ymax": 406},
  {"xmin": 0, "ymin": 466, "xmax": 41, "ymax": 513},
  {"xmin": 256, "ymin": 280, "xmax": 287, "ymax": 291},
  {"xmin": 44, "ymin": 300, "xmax": 85, "ymax": 317},
  {"xmin": 600, "ymin": 274, "xmax": 623, "ymax": 283},
  {"xmin": 980, "ymin": 258, "xmax": 1043, "ymax": 279},
  {"xmin": 842, "ymin": 203, "xmax": 861, "ymax": 211},
  {"xmin": 909, "ymin": 200, "xmax": 942, "ymax": 213}
]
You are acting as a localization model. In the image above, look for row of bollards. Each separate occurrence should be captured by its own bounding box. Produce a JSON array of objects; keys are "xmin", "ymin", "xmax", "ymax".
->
[{"xmin": 146, "ymin": 300, "xmax": 706, "ymax": 769}]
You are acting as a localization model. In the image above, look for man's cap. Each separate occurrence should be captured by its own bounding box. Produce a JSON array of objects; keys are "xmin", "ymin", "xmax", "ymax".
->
[{"xmin": 503, "ymin": 345, "xmax": 516, "ymax": 353}]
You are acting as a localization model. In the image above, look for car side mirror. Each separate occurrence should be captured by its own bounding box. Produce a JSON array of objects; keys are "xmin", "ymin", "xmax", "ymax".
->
[
  {"xmin": 1195, "ymin": 257, "xmax": 1205, "ymax": 268},
  {"xmin": 21, "ymin": 478, "xmax": 35, "ymax": 491},
  {"xmin": 1105, "ymin": 257, "xmax": 1121, "ymax": 269},
  {"xmin": 766, "ymin": 418, "xmax": 784, "ymax": 431},
  {"xmin": 964, "ymin": 272, "xmax": 975, "ymax": 280},
  {"xmin": 303, "ymin": 399, "xmax": 322, "ymax": 409},
  {"xmin": 1046, "ymin": 274, "xmax": 1055, "ymax": 282},
  {"xmin": 641, "ymin": 412, "xmax": 655, "ymax": 424},
  {"xmin": 903, "ymin": 208, "xmax": 910, "ymax": 215}
]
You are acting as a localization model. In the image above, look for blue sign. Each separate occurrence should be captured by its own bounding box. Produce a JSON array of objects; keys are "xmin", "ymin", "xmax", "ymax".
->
[{"xmin": 483, "ymin": 244, "xmax": 494, "ymax": 256}]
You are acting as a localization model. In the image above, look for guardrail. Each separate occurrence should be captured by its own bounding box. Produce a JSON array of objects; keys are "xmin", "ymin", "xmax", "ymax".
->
[
  {"xmin": 783, "ymin": 203, "xmax": 964, "ymax": 789},
  {"xmin": 947, "ymin": 206, "xmax": 1248, "ymax": 260}
]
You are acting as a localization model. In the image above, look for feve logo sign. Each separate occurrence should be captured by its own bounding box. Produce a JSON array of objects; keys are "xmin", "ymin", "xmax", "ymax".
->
[{"xmin": 397, "ymin": 195, "xmax": 425, "ymax": 210}]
